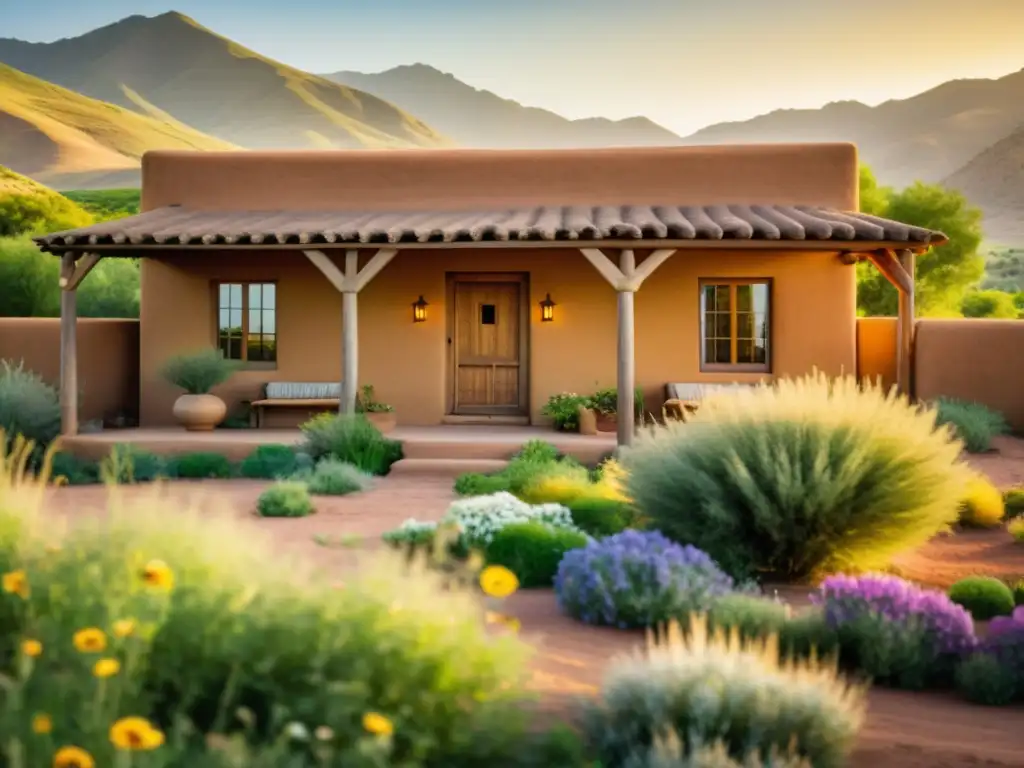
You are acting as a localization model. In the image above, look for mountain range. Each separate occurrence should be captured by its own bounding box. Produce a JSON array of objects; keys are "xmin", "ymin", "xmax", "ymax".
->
[{"xmin": 0, "ymin": 11, "xmax": 1021, "ymax": 242}]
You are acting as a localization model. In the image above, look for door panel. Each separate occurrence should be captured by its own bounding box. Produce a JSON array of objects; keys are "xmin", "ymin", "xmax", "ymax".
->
[{"xmin": 453, "ymin": 281, "xmax": 523, "ymax": 413}]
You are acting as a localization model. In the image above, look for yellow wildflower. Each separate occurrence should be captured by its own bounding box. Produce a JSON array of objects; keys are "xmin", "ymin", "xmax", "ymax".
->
[
  {"xmin": 93, "ymin": 658, "xmax": 121, "ymax": 678},
  {"xmin": 479, "ymin": 565, "xmax": 519, "ymax": 598},
  {"xmin": 112, "ymin": 619, "xmax": 136, "ymax": 638},
  {"xmin": 72, "ymin": 628, "xmax": 107, "ymax": 653},
  {"xmin": 141, "ymin": 559, "xmax": 174, "ymax": 591},
  {"xmin": 22, "ymin": 638, "xmax": 43, "ymax": 657},
  {"xmin": 2, "ymin": 569, "xmax": 29, "ymax": 598},
  {"xmin": 53, "ymin": 746, "xmax": 95, "ymax": 768},
  {"xmin": 32, "ymin": 713, "xmax": 52, "ymax": 734},
  {"xmin": 110, "ymin": 716, "xmax": 164, "ymax": 751},
  {"xmin": 362, "ymin": 711, "xmax": 394, "ymax": 737}
]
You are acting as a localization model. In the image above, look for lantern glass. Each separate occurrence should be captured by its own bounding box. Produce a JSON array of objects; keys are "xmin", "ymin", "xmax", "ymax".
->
[
  {"xmin": 412, "ymin": 296, "xmax": 428, "ymax": 323},
  {"xmin": 540, "ymin": 293, "xmax": 556, "ymax": 322}
]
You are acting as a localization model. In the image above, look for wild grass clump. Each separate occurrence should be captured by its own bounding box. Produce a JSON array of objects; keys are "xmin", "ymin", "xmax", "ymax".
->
[
  {"xmin": 581, "ymin": 617, "xmax": 865, "ymax": 768},
  {"xmin": 255, "ymin": 480, "xmax": 315, "ymax": 517},
  {"xmin": 957, "ymin": 475, "xmax": 1006, "ymax": 528},
  {"xmin": 484, "ymin": 522, "xmax": 590, "ymax": 588},
  {"xmin": 1010, "ymin": 518, "xmax": 1024, "ymax": 544},
  {"xmin": 160, "ymin": 348, "xmax": 240, "ymax": 394},
  {"xmin": 239, "ymin": 443, "xmax": 298, "ymax": 479},
  {"xmin": 934, "ymin": 397, "xmax": 1008, "ymax": 453},
  {"xmin": 948, "ymin": 576, "xmax": 1015, "ymax": 620},
  {"xmin": 305, "ymin": 458, "xmax": 373, "ymax": 496},
  {"xmin": 1003, "ymin": 487, "xmax": 1024, "ymax": 519},
  {"xmin": 623, "ymin": 373, "xmax": 970, "ymax": 581},
  {"xmin": 300, "ymin": 413, "xmax": 402, "ymax": 475},
  {"xmin": 165, "ymin": 451, "xmax": 233, "ymax": 479},
  {"xmin": 0, "ymin": 360, "xmax": 61, "ymax": 462},
  {"xmin": 0, "ymin": 432, "xmax": 538, "ymax": 766}
]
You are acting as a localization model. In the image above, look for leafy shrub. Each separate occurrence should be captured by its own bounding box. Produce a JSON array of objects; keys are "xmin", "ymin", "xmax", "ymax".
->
[
  {"xmin": 623, "ymin": 373, "xmax": 969, "ymax": 581},
  {"xmin": 0, "ymin": 189, "xmax": 93, "ymax": 237},
  {"xmin": 957, "ymin": 475, "xmax": 1006, "ymax": 527},
  {"xmin": 452, "ymin": 440, "xmax": 584, "ymax": 499},
  {"xmin": 306, "ymin": 458, "xmax": 373, "ymax": 496},
  {"xmin": 1004, "ymin": 487, "xmax": 1024, "ymax": 519},
  {"xmin": 814, "ymin": 574, "xmax": 976, "ymax": 689},
  {"xmin": 934, "ymin": 397, "xmax": 1009, "ymax": 453},
  {"xmin": 104, "ymin": 443, "xmax": 165, "ymax": 483},
  {"xmin": 255, "ymin": 480, "xmax": 315, "ymax": 517},
  {"xmin": 1009, "ymin": 518, "xmax": 1024, "ymax": 544},
  {"xmin": 566, "ymin": 496, "xmax": 636, "ymax": 537},
  {"xmin": 581, "ymin": 617, "xmax": 866, "ymax": 768},
  {"xmin": 0, "ymin": 360, "xmax": 61, "ymax": 456},
  {"xmin": 1012, "ymin": 580, "xmax": 1024, "ymax": 606},
  {"xmin": 484, "ymin": 522, "xmax": 590, "ymax": 588},
  {"xmin": 239, "ymin": 444, "xmax": 298, "ymax": 479},
  {"xmin": 454, "ymin": 471, "xmax": 512, "ymax": 496},
  {"xmin": 355, "ymin": 383, "xmax": 394, "ymax": 413},
  {"xmin": 300, "ymin": 413, "xmax": 402, "ymax": 475},
  {"xmin": 0, "ymin": 439, "xmax": 535, "ymax": 765},
  {"xmin": 948, "ymin": 576, "xmax": 1015, "ymax": 620},
  {"xmin": 541, "ymin": 392, "xmax": 591, "ymax": 431},
  {"xmin": 961, "ymin": 290, "xmax": 1020, "ymax": 319},
  {"xmin": 49, "ymin": 451, "xmax": 101, "ymax": 485},
  {"xmin": 160, "ymin": 348, "xmax": 241, "ymax": 394},
  {"xmin": 555, "ymin": 530, "xmax": 735, "ymax": 628},
  {"xmin": 165, "ymin": 451, "xmax": 233, "ymax": 479},
  {"xmin": 955, "ymin": 653, "xmax": 1018, "ymax": 706}
]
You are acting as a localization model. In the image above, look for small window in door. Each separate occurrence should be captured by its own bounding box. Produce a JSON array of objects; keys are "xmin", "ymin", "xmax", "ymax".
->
[{"xmin": 480, "ymin": 304, "xmax": 496, "ymax": 325}]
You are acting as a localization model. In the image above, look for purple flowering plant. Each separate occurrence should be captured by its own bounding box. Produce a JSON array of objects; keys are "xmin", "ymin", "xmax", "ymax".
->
[
  {"xmin": 977, "ymin": 606, "xmax": 1024, "ymax": 685},
  {"xmin": 553, "ymin": 530, "xmax": 736, "ymax": 629},
  {"xmin": 813, "ymin": 573, "xmax": 977, "ymax": 688}
]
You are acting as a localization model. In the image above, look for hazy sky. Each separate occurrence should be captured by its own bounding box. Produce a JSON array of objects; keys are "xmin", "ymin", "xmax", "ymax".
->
[{"xmin": 2, "ymin": 0, "xmax": 1023, "ymax": 134}]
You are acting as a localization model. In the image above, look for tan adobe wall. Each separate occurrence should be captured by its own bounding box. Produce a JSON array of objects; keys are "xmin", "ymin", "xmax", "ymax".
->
[
  {"xmin": 140, "ymin": 143, "xmax": 859, "ymax": 213},
  {"xmin": 856, "ymin": 317, "xmax": 898, "ymax": 390},
  {"xmin": 137, "ymin": 247, "xmax": 857, "ymax": 427},
  {"xmin": 915, "ymin": 319, "xmax": 1024, "ymax": 432},
  {"xmin": 0, "ymin": 318, "xmax": 140, "ymax": 425}
]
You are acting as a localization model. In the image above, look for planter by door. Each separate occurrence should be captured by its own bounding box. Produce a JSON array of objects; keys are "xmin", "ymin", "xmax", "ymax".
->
[
  {"xmin": 365, "ymin": 412, "xmax": 397, "ymax": 434},
  {"xmin": 595, "ymin": 412, "xmax": 618, "ymax": 433},
  {"xmin": 172, "ymin": 394, "xmax": 227, "ymax": 432}
]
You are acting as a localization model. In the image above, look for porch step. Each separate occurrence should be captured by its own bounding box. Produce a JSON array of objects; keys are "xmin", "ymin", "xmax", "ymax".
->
[
  {"xmin": 441, "ymin": 414, "xmax": 530, "ymax": 426},
  {"xmin": 388, "ymin": 458, "xmax": 509, "ymax": 477}
]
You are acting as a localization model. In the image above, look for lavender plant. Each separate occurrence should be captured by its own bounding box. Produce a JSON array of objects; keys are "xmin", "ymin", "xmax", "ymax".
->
[
  {"xmin": 554, "ymin": 530, "xmax": 736, "ymax": 628},
  {"xmin": 957, "ymin": 606, "xmax": 1024, "ymax": 704},
  {"xmin": 813, "ymin": 574, "xmax": 976, "ymax": 689}
]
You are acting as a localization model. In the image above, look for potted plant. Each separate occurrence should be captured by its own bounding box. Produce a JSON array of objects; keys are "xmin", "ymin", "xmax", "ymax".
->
[
  {"xmin": 541, "ymin": 392, "xmax": 591, "ymax": 432},
  {"xmin": 584, "ymin": 386, "xmax": 646, "ymax": 433},
  {"xmin": 161, "ymin": 349, "xmax": 241, "ymax": 431},
  {"xmin": 356, "ymin": 384, "xmax": 396, "ymax": 433}
]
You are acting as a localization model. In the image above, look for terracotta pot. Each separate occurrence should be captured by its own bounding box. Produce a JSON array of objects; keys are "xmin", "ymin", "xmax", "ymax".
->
[
  {"xmin": 365, "ymin": 411, "xmax": 397, "ymax": 434},
  {"xmin": 595, "ymin": 411, "xmax": 618, "ymax": 433},
  {"xmin": 172, "ymin": 393, "xmax": 227, "ymax": 432}
]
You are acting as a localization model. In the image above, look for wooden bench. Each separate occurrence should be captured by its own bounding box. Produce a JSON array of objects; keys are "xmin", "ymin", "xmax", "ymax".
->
[
  {"xmin": 250, "ymin": 382, "xmax": 341, "ymax": 428},
  {"xmin": 662, "ymin": 382, "xmax": 758, "ymax": 422}
]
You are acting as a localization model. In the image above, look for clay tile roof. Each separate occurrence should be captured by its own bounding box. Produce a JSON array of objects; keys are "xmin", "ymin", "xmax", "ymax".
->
[{"xmin": 33, "ymin": 204, "xmax": 948, "ymax": 252}]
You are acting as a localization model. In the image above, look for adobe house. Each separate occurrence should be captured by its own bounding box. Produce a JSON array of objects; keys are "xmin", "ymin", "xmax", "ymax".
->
[{"xmin": 34, "ymin": 143, "xmax": 945, "ymax": 447}]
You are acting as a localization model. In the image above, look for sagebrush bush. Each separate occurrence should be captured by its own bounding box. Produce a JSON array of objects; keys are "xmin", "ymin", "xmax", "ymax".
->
[
  {"xmin": 697, "ymin": 595, "xmax": 838, "ymax": 661},
  {"xmin": 957, "ymin": 476, "xmax": 1006, "ymax": 528},
  {"xmin": 160, "ymin": 348, "xmax": 240, "ymax": 394},
  {"xmin": 566, "ymin": 496, "xmax": 636, "ymax": 537},
  {"xmin": 306, "ymin": 458, "xmax": 373, "ymax": 496},
  {"xmin": 484, "ymin": 522, "xmax": 589, "ymax": 588},
  {"xmin": 948, "ymin": 576, "xmax": 1015, "ymax": 620},
  {"xmin": 1003, "ymin": 488, "xmax": 1024, "ymax": 519},
  {"xmin": 165, "ymin": 451, "xmax": 233, "ymax": 479},
  {"xmin": 955, "ymin": 653, "xmax": 1017, "ymax": 706},
  {"xmin": 105, "ymin": 443, "xmax": 165, "ymax": 483},
  {"xmin": 255, "ymin": 480, "xmax": 315, "ymax": 517},
  {"xmin": 239, "ymin": 444, "xmax": 298, "ymax": 479},
  {"xmin": 623, "ymin": 373, "xmax": 970, "ymax": 581},
  {"xmin": 0, "ymin": 437, "xmax": 539, "ymax": 766},
  {"xmin": 617, "ymin": 737, "xmax": 813, "ymax": 768},
  {"xmin": 454, "ymin": 472, "xmax": 512, "ymax": 497},
  {"xmin": 0, "ymin": 360, "xmax": 61, "ymax": 459},
  {"xmin": 934, "ymin": 397, "xmax": 1008, "ymax": 453},
  {"xmin": 581, "ymin": 618, "xmax": 865, "ymax": 768},
  {"xmin": 49, "ymin": 451, "xmax": 101, "ymax": 485},
  {"xmin": 555, "ymin": 531, "xmax": 735, "ymax": 628},
  {"xmin": 300, "ymin": 413, "xmax": 402, "ymax": 475}
]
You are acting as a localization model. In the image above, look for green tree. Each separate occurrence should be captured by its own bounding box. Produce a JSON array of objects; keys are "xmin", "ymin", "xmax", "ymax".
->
[
  {"xmin": 961, "ymin": 290, "xmax": 1020, "ymax": 319},
  {"xmin": 856, "ymin": 167, "xmax": 985, "ymax": 317},
  {"xmin": 0, "ymin": 192, "xmax": 93, "ymax": 237}
]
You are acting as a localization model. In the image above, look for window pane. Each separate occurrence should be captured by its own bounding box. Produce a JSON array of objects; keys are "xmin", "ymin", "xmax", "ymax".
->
[
  {"xmin": 714, "ymin": 285, "xmax": 730, "ymax": 311},
  {"xmin": 262, "ymin": 309, "xmax": 276, "ymax": 335},
  {"xmin": 752, "ymin": 283, "xmax": 769, "ymax": 314},
  {"xmin": 249, "ymin": 308, "xmax": 262, "ymax": 333},
  {"xmin": 229, "ymin": 309, "xmax": 242, "ymax": 329},
  {"xmin": 262, "ymin": 334, "xmax": 277, "ymax": 362},
  {"xmin": 737, "ymin": 338, "xmax": 756, "ymax": 364},
  {"xmin": 229, "ymin": 284, "xmax": 242, "ymax": 308},
  {"xmin": 736, "ymin": 312, "xmax": 754, "ymax": 338},
  {"xmin": 704, "ymin": 338, "xmax": 717, "ymax": 363},
  {"xmin": 219, "ymin": 284, "xmax": 231, "ymax": 306},
  {"xmin": 702, "ymin": 284, "xmax": 716, "ymax": 311},
  {"xmin": 736, "ymin": 284, "xmax": 752, "ymax": 312},
  {"xmin": 228, "ymin": 336, "xmax": 242, "ymax": 360},
  {"xmin": 480, "ymin": 304, "xmax": 496, "ymax": 325},
  {"xmin": 263, "ymin": 283, "xmax": 276, "ymax": 310},
  {"xmin": 713, "ymin": 312, "xmax": 731, "ymax": 338},
  {"xmin": 755, "ymin": 313, "xmax": 768, "ymax": 340},
  {"xmin": 218, "ymin": 309, "xmax": 229, "ymax": 330},
  {"xmin": 218, "ymin": 332, "xmax": 239, "ymax": 360},
  {"xmin": 753, "ymin": 339, "xmax": 767, "ymax": 364},
  {"xmin": 715, "ymin": 339, "xmax": 731, "ymax": 363},
  {"xmin": 249, "ymin": 283, "xmax": 262, "ymax": 310}
]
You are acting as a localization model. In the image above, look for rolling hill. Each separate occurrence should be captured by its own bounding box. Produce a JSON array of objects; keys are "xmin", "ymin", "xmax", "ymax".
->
[
  {"xmin": 0, "ymin": 11, "xmax": 450, "ymax": 151},
  {"xmin": 324, "ymin": 63, "xmax": 683, "ymax": 148},
  {"xmin": 0, "ymin": 62, "xmax": 236, "ymax": 189},
  {"xmin": 681, "ymin": 69, "xmax": 1024, "ymax": 189},
  {"xmin": 944, "ymin": 125, "xmax": 1024, "ymax": 245},
  {"xmin": 0, "ymin": 164, "xmax": 94, "ymax": 235}
]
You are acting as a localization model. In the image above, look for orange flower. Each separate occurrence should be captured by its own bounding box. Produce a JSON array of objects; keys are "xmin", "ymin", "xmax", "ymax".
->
[
  {"xmin": 140, "ymin": 560, "xmax": 174, "ymax": 591},
  {"xmin": 22, "ymin": 639, "xmax": 43, "ymax": 657},
  {"xmin": 109, "ymin": 716, "xmax": 164, "ymax": 751},
  {"xmin": 93, "ymin": 658, "xmax": 121, "ymax": 678},
  {"xmin": 2, "ymin": 570, "xmax": 29, "ymax": 598},
  {"xmin": 362, "ymin": 711, "xmax": 394, "ymax": 736},
  {"xmin": 72, "ymin": 628, "xmax": 106, "ymax": 653},
  {"xmin": 479, "ymin": 565, "xmax": 519, "ymax": 598},
  {"xmin": 112, "ymin": 619, "xmax": 136, "ymax": 638},
  {"xmin": 32, "ymin": 713, "xmax": 52, "ymax": 734},
  {"xmin": 53, "ymin": 746, "xmax": 95, "ymax": 768}
]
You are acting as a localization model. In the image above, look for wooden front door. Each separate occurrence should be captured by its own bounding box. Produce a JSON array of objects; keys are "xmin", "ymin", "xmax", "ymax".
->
[{"xmin": 450, "ymin": 275, "xmax": 527, "ymax": 414}]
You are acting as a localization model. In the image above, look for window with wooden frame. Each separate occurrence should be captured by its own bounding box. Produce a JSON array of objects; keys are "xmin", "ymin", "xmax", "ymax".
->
[
  {"xmin": 699, "ymin": 279, "xmax": 771, "ymax": 371},
  {"xmin": 216, "ymin": 282, "xmax": 277, "ymax": 368}
]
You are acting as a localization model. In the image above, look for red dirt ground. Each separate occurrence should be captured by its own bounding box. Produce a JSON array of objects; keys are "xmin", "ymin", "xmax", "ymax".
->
[{"xmin": 35, "ymin": 438, "xmax": 1024, "ymax": 766}]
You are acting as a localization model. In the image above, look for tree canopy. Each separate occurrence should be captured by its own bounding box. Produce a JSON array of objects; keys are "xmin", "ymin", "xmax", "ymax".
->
[
  {"xmin": 856, "ymin": 166, "xmax": 986, "ymax": 317},
  {"xmin": 961, "ymin": 290, "xmax": 1020, "ymax": 319}
]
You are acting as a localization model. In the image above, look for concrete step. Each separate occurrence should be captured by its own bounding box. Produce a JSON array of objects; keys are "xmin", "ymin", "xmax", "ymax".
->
[
  {"xmin": 398, "ymin": 440, "xmax": 523, "ymax": 461},
  {"xmin": 387, "ymin": 458, "xmax": 509, "ymax": 477}
]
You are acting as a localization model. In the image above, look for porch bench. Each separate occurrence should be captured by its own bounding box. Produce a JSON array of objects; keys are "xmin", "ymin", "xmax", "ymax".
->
[
  {"xmin": 662, "ymin": 382, "xmax": 758, "ymax": 422},
  {"xmin": 250, "ymin": 382, "xmax": 341, "ymax": 428}
]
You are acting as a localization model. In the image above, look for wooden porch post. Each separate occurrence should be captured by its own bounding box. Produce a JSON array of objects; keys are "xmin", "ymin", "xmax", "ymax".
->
[
  {"xmin": 896, "ymin": 249, "xmax": 916, "ymax": 398},
  {"xmin": 58, "ymin": 252, "xmax": 102, "ymax": 436},
  {"xmin": 579, "ymin": 248, "xmax": 677, "ymax": 448},
  {"xmin": 303, "ymin": 248, "xmax": 398, "ymax": 415}
]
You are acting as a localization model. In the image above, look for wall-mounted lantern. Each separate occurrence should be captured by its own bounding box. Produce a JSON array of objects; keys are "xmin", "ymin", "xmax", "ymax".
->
[
  {"xmin": 539, "ymin": 293, "xmax": 556, "ymax": 322},
  {"xmin": 412, "ymin": 295, "xmax": 428, "ymax": 323}
]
